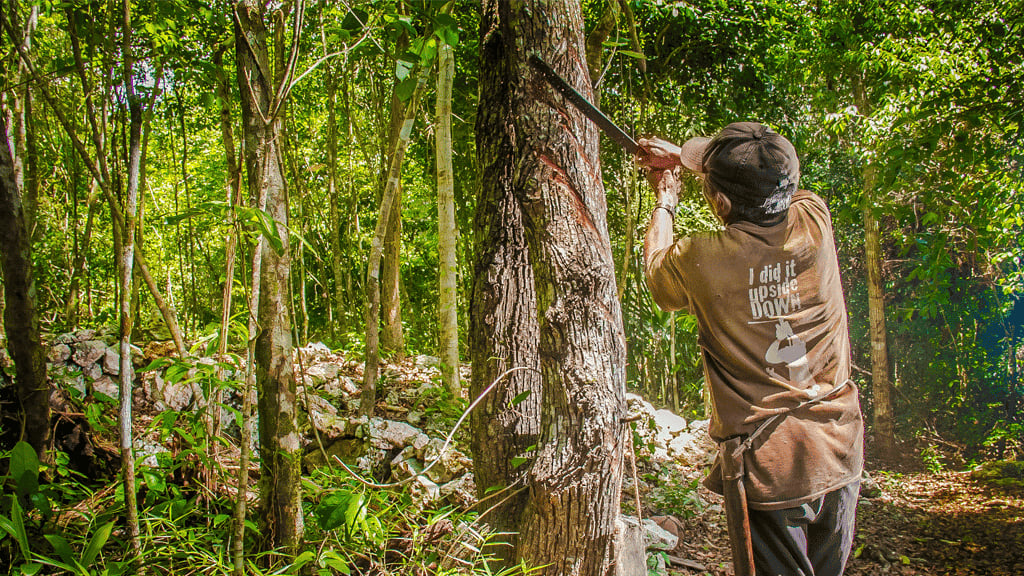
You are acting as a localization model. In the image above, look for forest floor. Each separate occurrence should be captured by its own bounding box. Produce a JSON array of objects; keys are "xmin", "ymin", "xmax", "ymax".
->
[{"xmin": 664, "ymin": 455, "xmax": 1024, "ymax": 576}]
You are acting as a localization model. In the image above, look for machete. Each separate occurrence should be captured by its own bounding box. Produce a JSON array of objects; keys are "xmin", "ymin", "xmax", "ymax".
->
[{"xmin": 529, "ymin": 55, "xmax": 640, "ymax": 156}]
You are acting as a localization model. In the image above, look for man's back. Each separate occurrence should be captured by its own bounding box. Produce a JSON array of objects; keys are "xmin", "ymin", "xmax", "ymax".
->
[{"xmin": 646, "ymin": 189, "xmax": 863, "ymax": 509}]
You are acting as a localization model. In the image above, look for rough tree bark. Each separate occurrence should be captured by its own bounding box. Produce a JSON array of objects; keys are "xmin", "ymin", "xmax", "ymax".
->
[
  {"xmin": 235, "ymin": 0, "xmax": 304, "ymax": 554},
  {"xmin": 470, "ymin": 0, "xmax": 542, "ymax": 556},
  {"xmin": 436, "ymin": 39, "xmax": 460, "ymax": 397},
  {"xmin": 474, "ymin": 2, "xmax": 627, "ymax": 574},
  {"xmin": 0, "ymin": 1, "xmax": 49, "ymax": 461},
  {"xmin": 853, "ymin": 76, "xmax": 895, "ymax": 458},
  {"xmin": 0, "ymin": 111, "xmax": 50, "ymax": 461}
]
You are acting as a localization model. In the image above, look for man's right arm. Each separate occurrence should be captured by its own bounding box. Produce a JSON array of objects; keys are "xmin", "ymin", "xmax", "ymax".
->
[{"xmin": 643, "ymin": 168, "xmax": 691, "ymax": 312}]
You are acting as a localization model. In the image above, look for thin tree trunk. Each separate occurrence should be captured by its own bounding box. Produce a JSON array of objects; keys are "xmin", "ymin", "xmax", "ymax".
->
[
  {"xmin": 0, "ymin": 113, "xmax": 50, "ymax": 462},
  {"xmin": 118, "ymin": 0, "xmax": 142, "ymax": 559},
  {"xmin": 67, "ymin": 181, "xmax": 99, "ymax": 327},
  {"xmin": 324, "ymin": 48, "xmax": 345, "ymax": 334},
  {"xmin": 853, "ymin": 76, "xmax": 895, "ymax": 458},
  {"xmin": 362, "ymin": 68, "xmax": 428, "ymax": 417},
  {"xmin": 380, "ymin": 29, "xmax": 411, "ymax": 359},
  {"xmin": 436, "ymin": 39, "xmax": 460, "ymax": 397},
  {"xmin": 235, "ymin": 0, "xmax": 304, "ymax": 555},
  {"xmin": 476, "ymin": 3, "xmax": 627, "ymax": 574}
]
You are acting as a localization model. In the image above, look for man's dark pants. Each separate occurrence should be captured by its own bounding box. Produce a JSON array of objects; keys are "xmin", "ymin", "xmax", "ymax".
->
[{"xmin": 749, "ymin": 481, "xmax": 859, "ymax": 576}]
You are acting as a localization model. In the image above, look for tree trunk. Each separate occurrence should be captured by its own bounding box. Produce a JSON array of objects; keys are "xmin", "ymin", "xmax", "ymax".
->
[
  {"xmin": 118, "ymin": 0, "xmax": 142, "ymax": 557},
  {"xmin": 380, "ymin": 28, "xmax": 411, "ymax": 359},
  {"xmin": 853, "ymin": 76, "xmax": 895, "ymax": 458},
  {"xmin": 471, "ymin": 2, "xmax": 543, "ymax": 560},
  {"xmin": 0, "ymin": 113, "xmax": 50, "ymax": 461},
  {"xmin": 362, "ymin": 68, "xmax": 428, "ymax": 417},
  {"xmin": 325, "ymin": 63, "xmax": 345, "ymax": 334},
  {"xmin": 436, "ymin": 40, "xmax": 460, "ymax": 397},
  {"xmin": 475, "ymin": 2, "xmax": 627, "ymax": 574},
  {"xmin": 235, "ymin": 0, "xmax": 303, "ymax": 554}
]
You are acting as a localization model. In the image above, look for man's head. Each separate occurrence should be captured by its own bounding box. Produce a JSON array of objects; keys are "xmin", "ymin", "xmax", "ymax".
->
[{"xmin": 680, "ymin": 122, "xmax": 799, "ymax": 226}]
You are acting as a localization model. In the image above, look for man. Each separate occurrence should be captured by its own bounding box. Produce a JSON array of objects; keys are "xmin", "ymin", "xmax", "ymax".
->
[{"xmin": 638, "ymin": 122, "xmax": 864, "ymax": 576}]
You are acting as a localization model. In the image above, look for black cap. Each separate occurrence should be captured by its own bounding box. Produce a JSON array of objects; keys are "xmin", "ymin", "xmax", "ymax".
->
[{"xmin": 679, "ymin": 122, "xmax": 799, "ymax": 224}]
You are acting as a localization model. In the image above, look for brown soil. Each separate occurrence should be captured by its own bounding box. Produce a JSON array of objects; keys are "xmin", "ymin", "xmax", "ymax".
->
[{"xmin": 664, "ymin": 463, "xmax": 1024, "ymax": 575}]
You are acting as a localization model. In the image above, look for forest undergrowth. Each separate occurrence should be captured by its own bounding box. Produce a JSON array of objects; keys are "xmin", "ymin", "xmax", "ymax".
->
[{"xmin": 3, "ymin": 348, "xmax": 1023, "ymax": 576}]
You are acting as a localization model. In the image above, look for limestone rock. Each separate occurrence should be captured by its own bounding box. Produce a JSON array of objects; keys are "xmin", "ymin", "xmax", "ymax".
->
[
  {"xmin": 91, "ymin": 375, "xmax": 119, "ymax": 400},
  {"xmin": 439, "ymin": 473, "xmax": 476, "ymax": 508},
  {"xmin": 72, "ymin": 340, "xmax": 107, "ymax": 368},
  {"xmin": 365, "ymin": 418, "xmax": 421, "ymax": 450},
  {"xmin": 48, "ymin": 343, "xmax": 71, "ymax": 364},
  {"xmin": 103, "ymin": 346, "xmax": 120, "ymax": 375},
  {"xmin": 642, "ymin": 517, "xmax": 679, "ymax": 551}
]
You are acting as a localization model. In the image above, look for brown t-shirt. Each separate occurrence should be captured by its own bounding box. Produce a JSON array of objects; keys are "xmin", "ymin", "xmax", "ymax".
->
[{"xmin": 645, "ymin": 189, "xmax": 864, "ymax": 510}]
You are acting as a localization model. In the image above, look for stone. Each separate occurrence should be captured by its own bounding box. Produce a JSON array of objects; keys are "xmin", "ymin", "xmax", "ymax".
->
[
  {"xmin": 439, "ymin": 473, "xmax": 476, "ymax": 508},
  {"xmin": 413, "ymin": 355, "xmax": 441, "ymax": 369},
  {"xmin": 72, "ymin": 340, "xmax": 108, "ymax": 368},
  {"xmin": 302, "ymin": 364, "xmax": 329, "ymax": 385},
  {"xmin": 391, "ymin": 446, "xmax": 424, "ymax": 479},
  {"xmin": 103, "ymin": 346, "xmax": 120, "ymax": 375},
  {"xmin": 304, "ymin": 438, "xmax": 365, "ymax": 470},
  {"xmin": 366, "ymin": 419, "xmax": 421, "ymax": 450},
  {"xmin": 156, "ymin": 377, "xmax": 195, "ymax": 411},
  {"xmin": 324, "ymin": 375, "xmax": 359, "ymax": 398},
  {"xmin": 305, "ymin": 394, "xmax": 348, "ymax": 438},
  {"xmin": 91, "ymin": 375, "xmax": 119, "ymax": 400},
  {"xmin": 136, "ymin": 439, "xmax": 170, "ymax": 468},
  {"xmin": 409, "ymin": 475, "xmax": 441, "ymax": 509},
  {"xmin": 421, "ymin": 438, "xmax": 470, "ymax": 484},
  {"xmin": 48, "ymin": 343, "xmax": 72, "ymax": 364},
  {"xmin": 83, "ymin": 361, "xmax": 103, "ymax": 381},
  {"xmin": 654, "ymin": 409, "xmax": 687, "ymax": 439},
  {"xmin": 299, "ymin": 341, "xmax": 332, "ymax": 358},
  {"xmin": 642, "ymin": 517, "xmax": 679, "ymax": 551},
  {"xmin": 615, "ymin": 516, "xmax": 647, "ymax": 576}
]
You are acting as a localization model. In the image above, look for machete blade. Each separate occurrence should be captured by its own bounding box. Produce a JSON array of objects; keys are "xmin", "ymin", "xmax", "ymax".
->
[{"xmin": 529, "ymin": 54, "xmax": 640, "ymax": 156}]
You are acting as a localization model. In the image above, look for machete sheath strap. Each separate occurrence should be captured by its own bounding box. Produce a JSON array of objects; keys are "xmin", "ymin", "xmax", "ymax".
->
[{"xmin": 719, "ymin": 378, "xmax": 854, "ymax": 576}]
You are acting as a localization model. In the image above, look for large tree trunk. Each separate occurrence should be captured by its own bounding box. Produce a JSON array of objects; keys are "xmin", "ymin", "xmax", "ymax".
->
[
  {"xmin": 235, "ymin": 0, "xmax": 303, "ymax": 554},
  {"xmin": 436, "ymin": 40, "xmax": 460, "ymax": 397},
  {"xmin": 0, "ymin": 112, "xmax": 50, "ymax": 461},
  {"xmin": 853, "ymin": 76, "xmax": 895, "ymax": 458},
  {"xmin": 0, "ymin": 3, "xmax": 48, "ymax": 461},
  {"xmin": 475, "ymin": 2, "xmax": 627, "ymax": 574},
  {"xmin": 471, "ymin": 2, "xmax": 542, "ymax": 558}
]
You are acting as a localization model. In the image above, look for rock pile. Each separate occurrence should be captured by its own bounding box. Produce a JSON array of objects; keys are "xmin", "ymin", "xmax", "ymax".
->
[
  {"xmin": 46, "ymin": 329, "xmax": 133, "ymax": 401},
  {"xmin": 626, "ymin": 392, "xmax": 715, "ymax": 467}
]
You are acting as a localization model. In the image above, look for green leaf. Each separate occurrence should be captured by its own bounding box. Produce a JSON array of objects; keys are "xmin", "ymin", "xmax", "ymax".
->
[
  {"xmin": 619, "ymin": 50, "xmax": 646, "ymax": 59},
  {"xmin": 292, "ymin": 550, "xmax": 316, "ymax": 570},
  {"xmin": 140, "ymin": 357, "xmax": 173, "ymax": 373},
  {"xmin": 18, "ymin": 562, "xmax": 42, "ymax": 576},
  {"xmin": 510, "ymin": 456, "xmax": 530, "ymax": 469},
  {"xmin": 510, "ymin": 390, "xmax": 531, "ymax": 406},
  {"xmin": 11, "ymin": 442, "xmax": 40, "ymax": 499},
  {"xmin": 395, "ymin": 58, "xmax": 414, "ymax": 81},
  {"xmin": 2, "ymin": 497, "xmax": 32, "ymax": 561},
  {"xmin": 344, "ymin": 491, "xmax": 366, "ymax": 533},
  {"xmin": 81, "ymin": 521, "xmax": 114, "ymax": 566},
  {"xmin": 315, "ymin": 492, "xmax": 352, "ymax": 531},
  {"xmin": 44, "ymin": 534, "xmax": 76, "ymax": 566}
]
